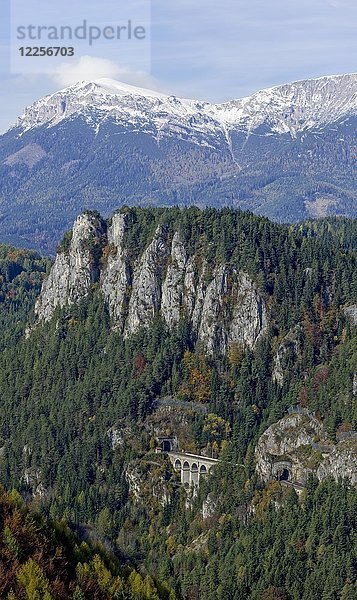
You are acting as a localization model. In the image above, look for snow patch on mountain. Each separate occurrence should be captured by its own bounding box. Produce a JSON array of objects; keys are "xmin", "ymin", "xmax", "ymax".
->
[
  {"xmin": 209, "ymin": 73, "xmax": 357, "ymax": 136},
  {"xmin": 12, "ymin": 73, "xmax": 357, "ymax": 143},
  {"xmin": 14, "ymin": 78, "xmax": 224, "ymax": 149}
]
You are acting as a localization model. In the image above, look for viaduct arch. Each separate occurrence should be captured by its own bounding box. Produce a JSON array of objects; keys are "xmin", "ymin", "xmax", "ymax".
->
[{"xmin": 167, "ymin": 451, "xmax": 219, "ymax": 487}]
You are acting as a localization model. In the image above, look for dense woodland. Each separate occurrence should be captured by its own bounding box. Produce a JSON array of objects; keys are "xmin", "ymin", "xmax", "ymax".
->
[
  {"xmin": 0, "ymin": 209, "xmax": 356, "ymax": 599},
  {"xmin": 0, "ymin": 486, "xmax": 176, "ymax": 599}
]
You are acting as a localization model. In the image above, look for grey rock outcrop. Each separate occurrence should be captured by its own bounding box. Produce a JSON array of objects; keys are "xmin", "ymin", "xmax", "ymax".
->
[
  {"xmin": 125, "ymin": 225, "xmax": 170, "ymax": 336},
  {"xmin": 197, "ymin": 266, "xmax": 267, "ymax": 354},
  {"xmin": 161, "ymin": 232, "xmax": 188, "ymax": 327},
  {"xmin": 228, "ymin": 272, "xmax": 267, "ymax": 350},
  {"xmin": 125, "ymin": 455, "xmax": 175, "ymax": 507},
  {"xmin": 316, "ymin": 440, "xmax": 357, "ymax": 484},
  {"xmin": 31, "ymin": 211, "xmax": 268, "ymax": 355},
  {"xmin": 197, "ymin": 264, "xmax": 228, "ymax": 355},
  {"xmin": 107, "ymin": 423, "xmax": 133, "ymax": 450},
  {"xmin": 101, "ymin": 213, "xmax": 131, "ymax": 333},
  {"xmin": 343, "ymin": 304, "xmax": 357, "ymax": 326},
  {"xmin": 272, "ymin": 325, "xmax": 302, "ymax": 385},
  {"xmin": 33, "ymin": 212, "xmax": 105, "ymax": 323},
  {"xmin": 202, "ymin": 492, "xmax": 217, "ymax": 519},
  {"xmin": 255, "ymin": 412, "xmax": 357, "ymax": 486},
  {"xmin": 184, "ymin": 256, "xmax": 199, "ymax": 319},
  {"xmin": 22, "ymin": 468, "xmax": 46, "ymax": 498}
]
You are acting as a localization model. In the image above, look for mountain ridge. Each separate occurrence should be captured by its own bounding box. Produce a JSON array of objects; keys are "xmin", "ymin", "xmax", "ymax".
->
[
  {"xmin": 0, "ymin": 72, "xmax": 356, "ymax": 253},
  {"xmin": 12, "ymin": 73, "xmax": 357, "ymax": 140}
]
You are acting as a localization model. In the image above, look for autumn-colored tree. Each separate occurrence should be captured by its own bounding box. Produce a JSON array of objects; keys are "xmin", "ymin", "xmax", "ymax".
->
[
  {"xmin": 299, "ymin": 387, "xmax": 309, "ymax": 408},
  {"xmin": 133, "ymin": 352, "xmax": 147, "ymax": 377},
  {"xmin": 179, "ymin": 351, "xmax": 212, "ymax": 403},
  {"xmin": 336, "ymin": 422, "xmax": 353, "ymax": 436},
  {"xmin": 313, "ymin": 365, "xmax": 329, "ymax": 391},
  {"xmin": 228, "ymin": 342, "xmax": 244, "ymax": 367},
  {"xmin": 17, "ymin": 559, "xmax": 53, "ymax": 600},
  {"xmin": 203, "ymin": 414, "xmax": 231, "ymax": 449},
  {"xmin": 261, "ymin": 586, "xmax": 288, "ymax": 600}
]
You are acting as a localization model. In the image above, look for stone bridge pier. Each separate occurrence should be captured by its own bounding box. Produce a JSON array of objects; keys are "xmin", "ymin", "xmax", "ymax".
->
[{"xmin": 167, "ymin": 451, "xmax": 219, "ymax": 487}]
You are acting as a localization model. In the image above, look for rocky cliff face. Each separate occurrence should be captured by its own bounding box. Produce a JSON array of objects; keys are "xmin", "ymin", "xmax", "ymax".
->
[
  {"xmin": 125, "ymin": 455, "xmax": 176, "ymax": 507},
  {"xmin": 161, "ymin": 232, "xmax": 189, "ymax": 328},
  {"xmin": 125, "ymin": 224, "xmax": 170, "ymax": 337},
  {"xmin": 100, "ymin": 212, "xmax": 131, "ymax": 333},
  {"xmin": 33, "ymin": 212, "xmax": 106, "ymax": 323},
  {"xmin": 344, "ymin": 304, "xmax": 357, "ymax": 326},
  {"xmin": 255, "ymin": 412, "xmax": 357, "ymax": 486},
  {"xmin": 31, "ymin": 211, "xmax": 267, "ymax": 355},
  {"xmin": 196, "ymin": 265, "xmax": 266, "ymax": 354},
  {"xmin": 272, "ymin": 325, "xmax": 302, "ymax": 385}
]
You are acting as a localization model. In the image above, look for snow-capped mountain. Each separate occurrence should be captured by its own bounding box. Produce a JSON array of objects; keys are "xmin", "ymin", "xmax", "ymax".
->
[
  {"xmin": 1, "ymin": 74, "xmax": 356, "ymax": 253},
  {"xmin": 210, "ymin": 73, "xmax": 357, "ymax": 136},
  {"xmin": 14, "ymin": 73, "xmax": 357, "ymax": 142},
  {"xmin": 13, "ymin": 79, "xmax": 226, "ymax": 151}
]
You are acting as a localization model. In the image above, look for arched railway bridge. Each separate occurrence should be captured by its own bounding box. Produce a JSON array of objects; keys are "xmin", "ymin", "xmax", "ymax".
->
[{"xmin": 167, "ymin": 451, "xmax": 219, "ymax": 487}]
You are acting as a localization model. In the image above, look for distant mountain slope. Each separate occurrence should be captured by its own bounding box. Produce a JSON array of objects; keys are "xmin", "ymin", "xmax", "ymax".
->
[
  {"xmin": 12, "ymin": 74, "xmax": 357, "ymax": 139},
  {"xmin": 0, "ymin": 74, "xmax": 356, "ymax": 253}
]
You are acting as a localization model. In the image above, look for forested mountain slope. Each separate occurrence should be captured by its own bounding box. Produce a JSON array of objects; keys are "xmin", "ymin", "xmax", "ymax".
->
[
  {"xmin": 0, "ymin": 208, "xmax": 355, "ymax": 599},
  {"xmin": 0, "ymin": 486, "xmax": 175, "ymax": 599},
  {"xmin": 0, "ymin": 74, "xmax": 356, "ymax": 253},
  {"xmin": 0, "ymin": 245, "xmax": 50, "ymax": 349}
]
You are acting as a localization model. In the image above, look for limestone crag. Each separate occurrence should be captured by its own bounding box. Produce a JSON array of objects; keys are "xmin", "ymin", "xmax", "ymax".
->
[
  {"xmin": 316, "ymin": 440, "xmax": 357, "ymax": 484},
  {"xmin": 184, "ymin": 256, "xmax": 199, "ymax": 321},
  {"xmin": 125, "ymin": 224, "xmax": 170, "ymax": 337},
  {"xmin": 22, "ymin": 468, "xmax": 46, "ymax": 499},
  {"xmin": 197, "ymin": 266, "xmax": 267, "ymax": 354},
  {"xmin": 32, "ymin": 211, "xmax": 268, "ymax": 354},
  {"xmin": 343, "ymin": 304, "xmax": 357, "ymax": 326},
  {"xmin": 228, "ymin": 272, "xmax": 267, "ymax": 350},
  {"xmin": 125, "ymin": 456, "xmax": 175, "ymax": 507},
  {"xmin": 101, "ymin": 213, "xmax": 131, "ymax": 333},
  {"xmin": 272, "ymin": 325, "xmax": 302, "ymax": 385},
  {"xmin": 197, "ymin": 264, "xmax": 229, "ymax": 355},
  {"xmin": 33, "ymin": 212, "xmax": 105, "ymax": 323},
  {"xmin": 255, "ymin": 412, "xmax": 357, "ymax": 486},
  {"xmin": 106, "ymin": 422, "xmax": 133, "ymax": 451},
  {"xmin": 202, "ymin": 493, "xmax": 217, "ymax": 519},
  {"xmin": 161, "ymin": 232, "xmax": 188, "ymax": 328}
]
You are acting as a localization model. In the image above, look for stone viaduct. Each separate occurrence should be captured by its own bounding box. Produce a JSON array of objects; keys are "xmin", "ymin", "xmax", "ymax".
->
[
  {"xmin": 167, "ymin": 451, "xmax": 219, "ymax": 487},
  {"xmin": 155, "ymin": 438, "xmax": 219, "ymax": 487}
]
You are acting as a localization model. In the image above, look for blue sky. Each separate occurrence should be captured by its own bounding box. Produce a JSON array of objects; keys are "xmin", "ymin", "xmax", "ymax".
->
[{"xmin": 0, "ymin": 0, "xmax": 356, "ymax": 131}]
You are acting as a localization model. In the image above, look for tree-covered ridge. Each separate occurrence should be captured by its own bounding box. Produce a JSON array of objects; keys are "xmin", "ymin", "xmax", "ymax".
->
[
  {"xmin": 118, "ymin": 207, "xmax": 356, "ymax": 309},
  {"xmin": 171, "ymin": 478, "xmax": 357, "ymax": 600},
  {"xmin": 285, "ymin": 333, "xmax": 357, "ymax": 435},
  {"xmin": 0, "ymin": 245, "xmax": 50, "ymax": 349},
  {"xmin": 293, "ymin": 216, "xmax": 357, "ymax": 251},
  {"xmin": 0, "ymin": 486, "xmax": 175, "ymax": 599}
]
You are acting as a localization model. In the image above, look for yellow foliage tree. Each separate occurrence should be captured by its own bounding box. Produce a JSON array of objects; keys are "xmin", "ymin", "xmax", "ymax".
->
[
  {"xmin": 17, "ymin": 559, "xmax": 53, "ymax": 600},
  {"xmin": 228, "ymin": 342, "xmax": 244, "ymax": 367},
  {"xmin": 179, "ymin": 351, "xmax": 212, "ymax": 403}
]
